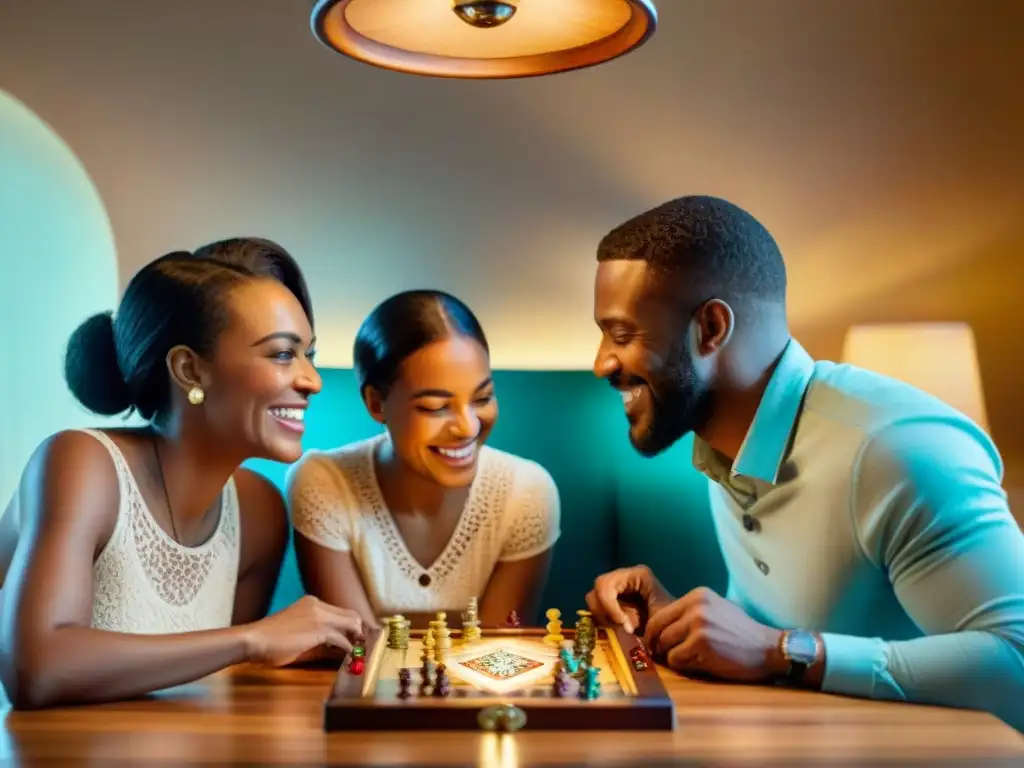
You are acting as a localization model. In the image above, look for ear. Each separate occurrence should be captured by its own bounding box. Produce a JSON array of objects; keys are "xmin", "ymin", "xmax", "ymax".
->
[
  {"xmin": 694, "ymin": 299, "xmax": 735, "ymax": 354},
  {"xmin": 166, "ymin": 344, "xmax": 208, "ymax": 396},
  {"xmin": 362, "ymin": 385, "xmax": 387, "ymax": 425}
]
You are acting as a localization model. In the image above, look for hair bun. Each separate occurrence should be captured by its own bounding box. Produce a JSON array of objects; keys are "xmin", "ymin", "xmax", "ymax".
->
[{"xmin": 64, "ymin": 312, "xmax": 134, "ymax": 416}]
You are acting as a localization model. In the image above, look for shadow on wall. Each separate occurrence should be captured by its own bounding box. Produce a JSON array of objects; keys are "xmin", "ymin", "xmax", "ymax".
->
[
  {"xmin": 795, "ymin": 228, "xmax": 1024, "ymax": 521},
  {"xmin": 0, "ymin": 90, "xmax": 121, "ymax": 508}
]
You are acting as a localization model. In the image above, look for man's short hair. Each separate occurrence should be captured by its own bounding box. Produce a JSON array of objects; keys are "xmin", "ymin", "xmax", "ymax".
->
[{"xmin": 596, "ymin": 195, "xmax": 787, "ymax": 306}]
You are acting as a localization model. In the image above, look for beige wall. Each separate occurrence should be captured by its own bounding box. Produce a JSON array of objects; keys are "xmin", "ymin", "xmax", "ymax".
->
[
  {"xmin": 1, "ymin": 0, "xmax": 1021, "ymax": 514},
  {"xmin": 796, "ymin": 234, "xmax": 1024, "ymax": 516}
]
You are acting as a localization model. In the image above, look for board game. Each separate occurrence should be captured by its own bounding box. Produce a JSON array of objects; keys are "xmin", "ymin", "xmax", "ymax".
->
[{"xmin": 324, "ymin": 604, "xmax": 676, "ymax": 731}]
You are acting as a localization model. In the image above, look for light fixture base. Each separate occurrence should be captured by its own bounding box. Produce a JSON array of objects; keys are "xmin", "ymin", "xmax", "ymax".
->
[
  {"xmin": 311, "ymin": 0, "xmax": 658, "ymax": 80},
  {"xmin": 452, "ymin": 2, "xmax": 517, "ymax": 29}
]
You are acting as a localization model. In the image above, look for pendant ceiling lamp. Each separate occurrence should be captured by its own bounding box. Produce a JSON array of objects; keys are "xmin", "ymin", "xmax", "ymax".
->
[{"xmin": 310, "ymin": 0, "xmax": 658, "ymax": 79}]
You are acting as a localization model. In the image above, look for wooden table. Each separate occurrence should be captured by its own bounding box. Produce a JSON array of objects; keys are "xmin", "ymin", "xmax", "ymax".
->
[{"xmin": 3, "ymin": 665, "xmax": 1022, "ymax": 765}]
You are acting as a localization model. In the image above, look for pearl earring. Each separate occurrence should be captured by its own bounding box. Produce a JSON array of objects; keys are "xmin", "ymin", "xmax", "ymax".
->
[{"xmin": 187, "ymin": 386, "xmax": 205, "ymax": 405}]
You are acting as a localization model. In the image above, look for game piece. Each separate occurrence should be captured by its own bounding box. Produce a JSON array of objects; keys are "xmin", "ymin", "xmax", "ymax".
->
[
  {"xmin": 630, "ymin": 644, "xmax": 650, "ymax": 670},
  {"xmin": 397, "ymin": 668, "xmax": 412, "ymax": 699},
  {"xmin": 387, "ymin": 615, "xmax": 411, "ymax": 650},
  {"xmin": 506, "ymin": 609, "xmax": 521, "ymax": 628},
  {"xmin": 552, "ymin": 667, "xmax": 580, "ymax": 698},
  {"xmin": 432, "ymin": 663, "xmax": 452, "ymax": 697},
  {"xmin": 543, "ymin": 608, "xmax": 563, "ymax": 645},
  {"xmin": 434, "ymin": 612, "xmax": 452, "ymax": 665},
  {"xmin": 419, "ymin": 656, "xmax": 436, "ymax": 697},
  {"xmin": 349, "ymin": 645, "xmax": 366, "ymax": 676},
  {"xmin": 558, "ymin": 646, "xmax": 580, "ymax": 675},
  {"xmin": 422, "ymin": 626, "xmax": 436, "ymax": 662},
  {"xmin": 573, "ymin": 610, "xmax": 596, "ymax": 667},
  {"xmin": 462, "ymin": 597, "xmax": 482, "ymax": 643},
  {"xmin": 579, "ymin": 666, "xmax": 601, "ymax": 700}
]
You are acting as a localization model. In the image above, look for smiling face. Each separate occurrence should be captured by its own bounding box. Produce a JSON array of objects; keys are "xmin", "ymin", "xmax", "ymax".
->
[
  {"xmin": 593, "ymin": 260, "xmax": 714, "ymax": 457},
  {"xmin": 191, "ymin": 277, "xmax": 322, "ymax": 464},
  {"xmin": 369, "ymin": 334, "xmax": 497, "ymax": 488}
]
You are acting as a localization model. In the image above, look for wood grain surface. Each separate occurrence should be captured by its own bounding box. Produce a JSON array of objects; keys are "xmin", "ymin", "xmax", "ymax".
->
[{"xmin": 3, "ymin": 663, "xmax": 1022, "ymax": 765}]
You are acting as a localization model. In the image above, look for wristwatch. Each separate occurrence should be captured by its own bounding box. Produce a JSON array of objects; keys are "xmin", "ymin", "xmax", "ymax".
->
[{"xmin": 777, "ymin": 629, "xmax": 822, "ymax": 685}]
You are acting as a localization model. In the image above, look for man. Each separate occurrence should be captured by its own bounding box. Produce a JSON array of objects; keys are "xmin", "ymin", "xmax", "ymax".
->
[{"xmin": 585, "ymin": 195, "xmax": 1024, "ymax": 731}]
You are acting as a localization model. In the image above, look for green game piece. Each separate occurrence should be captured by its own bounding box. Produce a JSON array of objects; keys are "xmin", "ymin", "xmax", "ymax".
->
[{"xmin": 352, "ymin": 646, "xmax": 365, "ymax": 658}]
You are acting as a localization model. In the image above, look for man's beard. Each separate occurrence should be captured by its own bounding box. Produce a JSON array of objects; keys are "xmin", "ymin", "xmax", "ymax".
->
[{"xmin": 632, "ymin": 347, "xmax": 713, "ymax": 458}]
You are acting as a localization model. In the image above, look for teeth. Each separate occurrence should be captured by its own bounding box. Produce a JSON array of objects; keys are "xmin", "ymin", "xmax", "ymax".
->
[
  {"xmin": 622, "ymin": 388, "xmax": 640, "ymax": 407},
  {"xmin": 270, "ymin": 407, "xmax": 305, "ymax": 422},
  {"xmin": 437, "ymin": 443, "xmax": 475, "ymax": 460}
]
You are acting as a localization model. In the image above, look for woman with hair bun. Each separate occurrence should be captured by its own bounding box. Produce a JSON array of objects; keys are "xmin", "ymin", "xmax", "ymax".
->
[
  {"xmin": 287, "ymin": 290, "xmax": 560, "ymax": 629},
  {"xmin": 0, "ymin": 238, "xmax": 364, "ymax": 709}
]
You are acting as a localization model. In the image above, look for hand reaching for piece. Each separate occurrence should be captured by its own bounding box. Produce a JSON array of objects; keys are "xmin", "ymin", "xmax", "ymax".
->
[
  {"xmin": 585, "ymin": 565, "xmax": 675, "ymax": 635},
  {"xmin": 244, "ymin": 595, "xmax": 366, "ymax": 667},
  {"xmin": 644, "ymin": 587, "xmax": 784, "ymax": 682}
]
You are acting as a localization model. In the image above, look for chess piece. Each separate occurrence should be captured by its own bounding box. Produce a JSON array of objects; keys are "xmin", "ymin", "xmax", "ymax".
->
[
  {"xmin": 434, "ymin": 612, "xmax": 452, "ymax": 665},
  {"xmin": 462, "ymin": 597, "xmax": 482, "ymax": 643},
  {"xmin": 397, "ymin": 668, "xmax": 413, "ymax": 699},
  {"xmin": 543, "ymin": 608, "xmax": 564, "ymax": 645},
  {"xmin": 506, "ymin": 609, "xmax": 521, "ymax": 628},
  {"xmin": 432, "ymin": 663, "xmax": 452, "ymax": 698},
  {"xmin": 348, "ymin": 645, "xmax": 366, "ymax": 676},
  {"xmin": 423, "ymin": 626, "xmax": 436, "ymax": 662},
  {"xmin": 419, "ymin": 657, "xmax": 436, "ymax": 697}
]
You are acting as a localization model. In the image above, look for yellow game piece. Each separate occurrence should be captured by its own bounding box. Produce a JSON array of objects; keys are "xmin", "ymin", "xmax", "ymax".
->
[
  {"xmin": 544, "ymin": 608, "xmax": 564, "ymax": 645},
  {"xmin": 387, "ymin": 615, "xmax": 410, "ymax": 650},
  {"xmin": 462, "ymin": 597, "xmax": 482, "ymax": 643},
  {"xmin": 434, "ymin": 615, "xmax": 452, "ymax": 665},
  {"xmin": 423, "ymin": 626, "xmax": 436, "ymax": 663}
]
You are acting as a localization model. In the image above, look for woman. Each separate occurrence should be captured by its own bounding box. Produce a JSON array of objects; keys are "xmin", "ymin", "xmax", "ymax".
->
[
  {"xmin": 0, "ymin": 238, "xmax": 363, "ymax": 709},
  {"xmin": 287, "ymin": 290, "xmax": 560, "ymax": 629}
]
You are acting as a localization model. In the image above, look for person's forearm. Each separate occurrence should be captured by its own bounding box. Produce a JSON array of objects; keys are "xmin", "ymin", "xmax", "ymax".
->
[
  {"xmin": 7, "ymin": 624, "xmax": 254, "ymax": 709},
  {"xmin": 818, "ymin": 629, "xmax": 1024, "ymax": 731}
]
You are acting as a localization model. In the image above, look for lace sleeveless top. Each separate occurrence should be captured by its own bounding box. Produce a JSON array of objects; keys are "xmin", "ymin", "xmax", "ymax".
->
[
  {"xmin": 79, "ymin": 430, "xmax": 240, "ymax": 634},
  {"xmin": 286, "ymin": 434, "xmax": 560, "ymax": 617}
]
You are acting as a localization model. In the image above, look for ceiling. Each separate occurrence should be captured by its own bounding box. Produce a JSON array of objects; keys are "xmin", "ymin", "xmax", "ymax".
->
[{"xmin": 1, "ymin": 0, "xmax": 1022, "ymax": 371}]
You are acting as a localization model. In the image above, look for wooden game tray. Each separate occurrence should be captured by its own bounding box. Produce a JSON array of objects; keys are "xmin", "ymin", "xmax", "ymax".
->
[{"xmin": 324, "ymin": 625, "xmax": 676, "ymax": 731}]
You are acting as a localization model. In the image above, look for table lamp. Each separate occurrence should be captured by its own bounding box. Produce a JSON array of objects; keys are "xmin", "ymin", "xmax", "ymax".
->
[{"xmin": 841, "ymin": 322, "xmax": 989, "ymax": 432}]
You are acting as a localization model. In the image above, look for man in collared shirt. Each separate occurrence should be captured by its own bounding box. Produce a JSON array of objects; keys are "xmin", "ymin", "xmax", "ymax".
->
[{"xmin": 585, "ymin": 195, "xmax": 1024, "ymax": 731}]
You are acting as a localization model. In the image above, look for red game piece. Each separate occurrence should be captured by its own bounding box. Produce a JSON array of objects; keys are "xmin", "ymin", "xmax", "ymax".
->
[
  {"xmin": 349, "ymin": 657, "xmax": 365, "ymax": 676},
  {"xmin": 506, "ymin": 610, "xmax": 521, "ymax": 628},
  {"xmin": 630, "ymin": 644, "xmax": 650, "ymax": 670}
]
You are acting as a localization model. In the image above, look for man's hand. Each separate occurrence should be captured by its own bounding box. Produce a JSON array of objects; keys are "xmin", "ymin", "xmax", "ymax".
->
[
  {"xmin": 585, "ymin": 565, "xmax": 675, "ymax": 635},
  {"xmin": 644, "ymin": 587, "xmax": 785, "ymax": 682}
]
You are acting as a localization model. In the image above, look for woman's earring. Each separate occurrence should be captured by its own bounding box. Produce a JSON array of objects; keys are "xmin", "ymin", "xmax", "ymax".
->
[{"xmin": 187, "ymin": 386, "xmax": 205, "ymax": 405}]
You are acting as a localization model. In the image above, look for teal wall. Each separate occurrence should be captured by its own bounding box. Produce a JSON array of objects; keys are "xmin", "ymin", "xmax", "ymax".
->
[
  {"xmin": 0, "ymin": 90, "xmax": 124, "ymax": 510},
  {"xmin": 247, "ymin": 369, "xmax": 727, "ymax": 619}
]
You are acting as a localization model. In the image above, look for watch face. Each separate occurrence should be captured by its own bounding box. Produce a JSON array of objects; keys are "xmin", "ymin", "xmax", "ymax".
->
[{"xmin": 785, "ymin": 631, "xmax": 818, "ymax": 665}]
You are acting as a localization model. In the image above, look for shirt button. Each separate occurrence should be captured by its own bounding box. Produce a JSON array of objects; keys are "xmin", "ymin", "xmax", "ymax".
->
[
  {"xmin": 756, "ymin": 560, "xmax": 770, "ymax": 575},
  {"xmin": 419, "ymin": 573, "xmax": 431, "ymax": 587},
  {"xmin": 742, "ymin": 514, "xmax": 760, "ymax": 532}
]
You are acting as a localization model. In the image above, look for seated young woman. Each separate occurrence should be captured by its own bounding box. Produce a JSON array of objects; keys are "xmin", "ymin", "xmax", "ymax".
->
[
  {"xmin": 287, "ymin": 290, "xmax": 560, "ymax": 630},
  {"xmin": 0, "ymin": 238, "xmax": 364, "ymax": 709}
]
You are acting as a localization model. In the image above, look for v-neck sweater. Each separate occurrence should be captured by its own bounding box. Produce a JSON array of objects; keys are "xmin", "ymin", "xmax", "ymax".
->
[{"xmin": 285, "ymin": 434, "xmax": 560, "ymax": 617}]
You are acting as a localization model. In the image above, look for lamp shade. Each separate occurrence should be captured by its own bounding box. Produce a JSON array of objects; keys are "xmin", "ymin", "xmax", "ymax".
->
[
  {"xmin": 311, "ymin": 0, "xmax": 658, "ymax": 79},
  {"xmin": 841, "ymin": 323, "xmax": 989, "ymax": 431}
]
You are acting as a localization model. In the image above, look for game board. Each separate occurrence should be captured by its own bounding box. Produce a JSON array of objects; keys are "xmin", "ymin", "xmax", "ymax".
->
[{"xmin": 324, "ymin": 608, "xmax": 676, "ymax": 731}]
